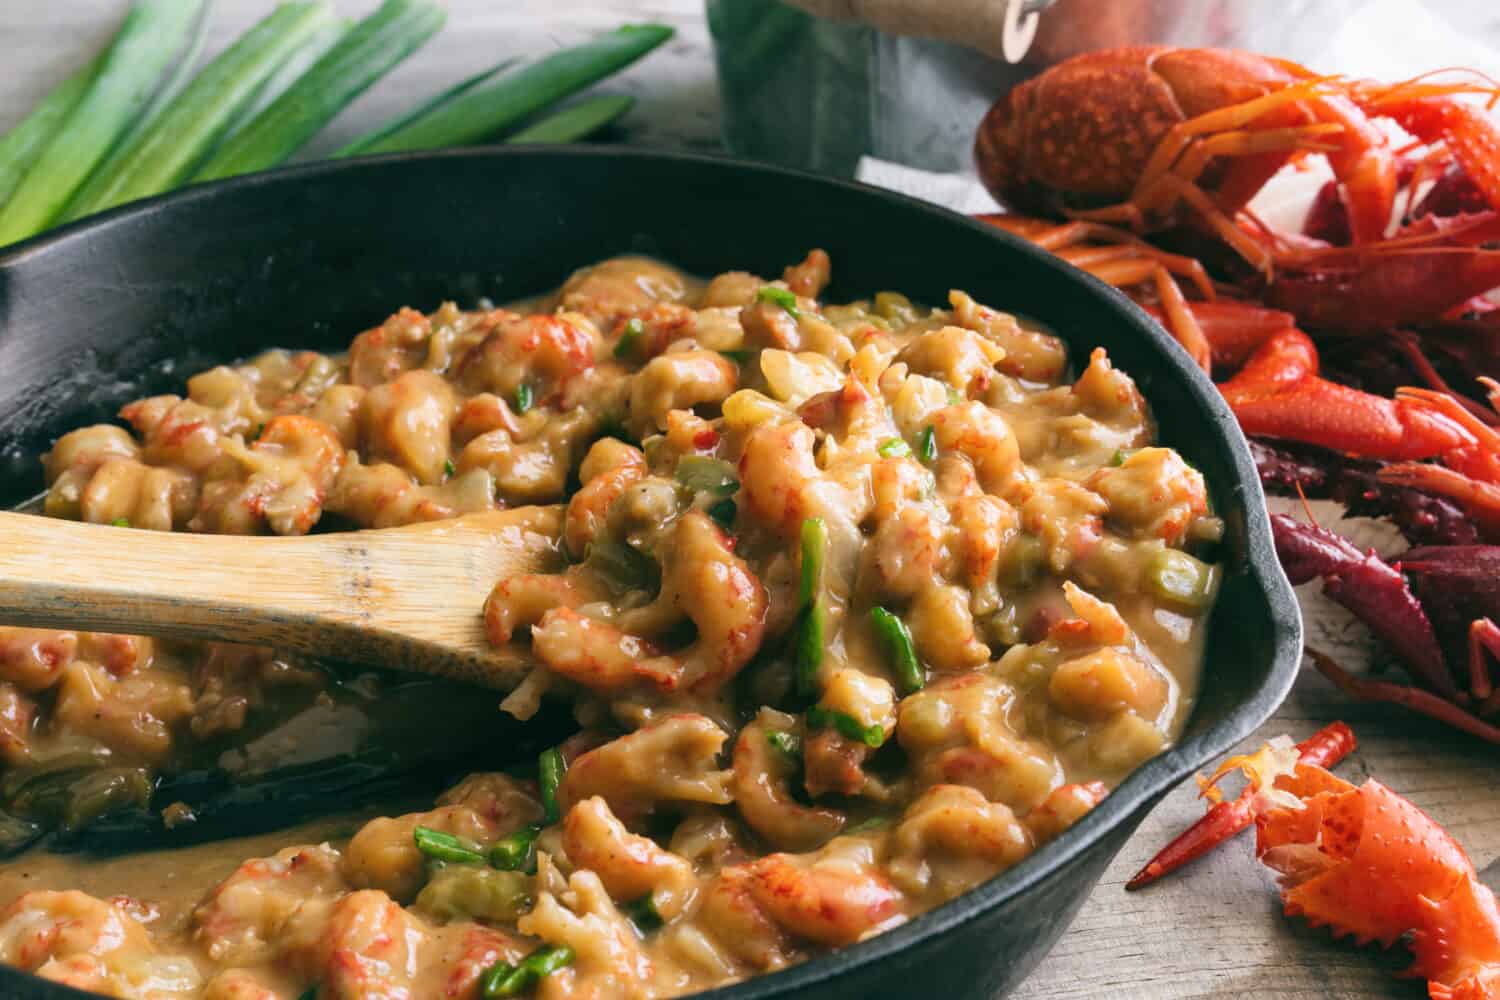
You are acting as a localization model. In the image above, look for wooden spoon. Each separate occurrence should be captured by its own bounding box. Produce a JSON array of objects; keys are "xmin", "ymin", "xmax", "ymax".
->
[{"xmin": 0, "ymin": 507, "xmax": 564, "ymax": 689}]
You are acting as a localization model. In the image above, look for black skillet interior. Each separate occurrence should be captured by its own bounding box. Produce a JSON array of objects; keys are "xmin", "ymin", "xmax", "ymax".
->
[{"xmin": 0, "ymin": 148, "xmax": 1301, "ymax": 1000}]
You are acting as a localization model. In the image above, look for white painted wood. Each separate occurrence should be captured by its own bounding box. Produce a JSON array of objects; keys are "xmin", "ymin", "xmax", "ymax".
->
[{"xmin": 3, "ymin": 5, "xmax": 1498, "ymax": 998}]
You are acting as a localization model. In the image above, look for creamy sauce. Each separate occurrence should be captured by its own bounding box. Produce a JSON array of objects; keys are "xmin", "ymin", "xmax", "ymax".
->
[{"xmin": 0, "ymin": 252, "xmax": 1218, "ymax": 999}]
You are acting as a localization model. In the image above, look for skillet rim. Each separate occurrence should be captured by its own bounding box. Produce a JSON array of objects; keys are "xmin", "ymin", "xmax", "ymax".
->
[{"xmin": 0, "ymin": 145, "xmax": 1302, "ymax": 1000}]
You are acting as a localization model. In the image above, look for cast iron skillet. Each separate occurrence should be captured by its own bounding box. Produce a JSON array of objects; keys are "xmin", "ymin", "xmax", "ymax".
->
[{"xmin": 0, "ymin": 148, "xmax": 1301, "ymax": 1000}]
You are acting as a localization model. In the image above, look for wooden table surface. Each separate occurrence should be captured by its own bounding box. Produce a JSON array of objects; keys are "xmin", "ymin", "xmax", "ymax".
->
[{"xmin": 4, "ymin": 4, "xmax": 1498, "ymax": 999}]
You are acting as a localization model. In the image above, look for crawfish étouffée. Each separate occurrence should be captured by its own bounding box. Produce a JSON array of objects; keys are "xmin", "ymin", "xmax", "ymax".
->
[{"xmin": 0, "ymin": 252, "xmax": 1219, "ymax": 998}]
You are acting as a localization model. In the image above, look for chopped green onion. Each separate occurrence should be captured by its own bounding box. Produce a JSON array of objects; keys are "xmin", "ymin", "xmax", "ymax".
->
[
  {"xmin": 298, "ymin": 987, "xmax": 319, "ymax": 1000},
  {"xmin": 844, "ymin": 816, "xmax": 891, "ymax": 835},
  {"xmin": 251, "ymin": 422, "xmax": 266, "ymax": 441},
  {"xmin": 0, "ymin": 54, "xmax": 103, "ymax": 208},
  {"xmin": 718, "ymin": 349, "xmax": 754, "ymax": 365},
  {"xmin": 416, "ymin": 866, "xmax": 531, "ymax": 922},
  {"xmin": 873, "ymin": 291, "xmax": 918, "ymax": 325},
  {"xmin": 194, "ymin": 0, "xmax": 445, "ymax": 182},
  {"xmin": 443, "ymin": 458, "xmax": 456, "ymax": 479},
  {"xmin": 675, "ymin": 456, "xmax": 738, "ymax": 497},
  {"xmin": 877, "ymin": 437, "xmax": 910, "ymax": 459},
  {"xmin": 0, "ymin": 0, "xmax": 207, "ymax": 246},
  {"xmin": 947, "ymin": 388, "xmax": 963, "ymax": 405},
  {"xmin": 334, "ymin": 56, "xmax": 519, "ymax": 157},
  {"xmin": 488, "ymin": 825, "xmax": 540, "ymax": 872},
  {"xmin": 765, "ymin": 728, "xmax": 801, "ymax": 763},
  {"xmin": 806, "ymin": 706, "xmax": 886, "ymax": 748},
  {"xmin": 707, "ymin": 498, "xmax": 737, "ymax": 530},
  {"xmin": 794, "ymin": 517, "xmax": 828, "ymax": 698},
  {"xmin": 624, "ymin": 893, "xmax": 664, "ymax": 932},
  {"xmin": 1109, "ymin": 449, "xmax": 1126, "ymax": 467},
  {"xmin": 1001, "ymin": 534, "xmax": 1045, "ymax": 589},
  {"xmin": 870, "ymin": 606, "xmax": 923, "ymax": 694},
  {"xmin": 413, "ymin": 825, "xmax": 485, "ymax": 865},
  {"xmin": 538, "ymin": 748, "xmax": 566, "ymax": 824},
  {"xmin": 354, "ymin": 24, "xmax": 673, "ymax": 155},
  {"xmin": 585, "ymin": 541, "xmax": 660, "ymax": 595},
  {"xmin": 514, "ymin": 382, "xmax": 534, "ymax": 414},
  {"xmin": 1145, "ymin": 549, "xmax": 1217, "ymax": 612},
  {"xmin": 482, "ymin": 962, "xmax": 519, "ymax": 999},
  {"xmin": 110, "ymin": 517, "xmax": 130, "ymax": 528},
  {"xmin": 507, "ymin": 94, "xmax": 636, "ymax": 145},
  {"xmin": 613, "ymin": 317, "xmax": 644, "ymax": 360},
  {"xmin": 798, "ymin": 517, "xmax": 826, "ymax": 608},
  {"xmin": 756, "ymin": 285, "xmax": 799, "ymax": 317},
  {"xmin": 483, "ymin": 944, "xmax": 576, "ymax": 998},
  {"xmin": 61, "ymin": 2, "xmax": 336, "ymax": 220},
  {"xmin": 794, "ymin": 601, "xmax": 825, "ymax": 699},
  {"xmin": 917, "ymin": 425, "xmax": 937, "ymax": 464}
]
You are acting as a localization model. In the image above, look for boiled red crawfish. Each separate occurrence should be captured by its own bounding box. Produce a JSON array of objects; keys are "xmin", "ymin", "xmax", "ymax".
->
[
  {"xmin": 1135, "ymin": 726, "xmax": 1500, "ymax": 1000},
  {"xmin": 974, "ymin": 46, "xmax": 1500, "ymax": 330},
  {"xmin": 977, "ymin": 216, "xmax": 1500, "ymax": 540}
]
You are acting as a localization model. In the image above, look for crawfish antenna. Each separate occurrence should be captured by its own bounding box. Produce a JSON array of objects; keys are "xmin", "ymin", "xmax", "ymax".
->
[{"xmin": 1294, "ymin": 480, "xmax": 1320, "ymax": 527}]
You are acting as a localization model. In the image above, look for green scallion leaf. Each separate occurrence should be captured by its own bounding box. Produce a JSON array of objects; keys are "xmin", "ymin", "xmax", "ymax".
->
[
  {"xmin": 794, "ymin": 601, "xmax": 825, "ymax": 699},
  {"xmin": 806, "ymin": 706, "xmax": 886, "ymax": 748},
  {"xmin": 613, "ymin": 317, "xmax": 644, "ymax": 360},
  {"xmin": 675, "ymin": 456, "xmax": 738, "ymax": 497},
  {"xmin": 0, "ymin": 0, "xmax": 208, "ymax": 246},
  {"xmin": 870, "ymin": 606, "xmax": 923, "ymax": 694},
  {"xmin": 488, "ymin": 825, "xmax": 539, "ymax": 872},
  {"xmin": 585, "ymin": 541, "xmax": 660, "ymax": 595},
  {"xmin": 718, "ymin": 349, "xmax": 754, "ymax": 365},
  {"xmin": 765, "ymin": 729, "xmax": 801, "ymax": 763},
  {"xmin": 334, "ymin": 55, "xmax": 519, "ymax": 158},
  {"xmin": 0, "ymin": 54, "xmax": 103, "ymax": 208},
  {"xmin": 707, "ymin": 498, "xmax": 737, "ymax": 530},
  {"xmin": 413, "ymin": 825, "xmax": 485, "ymax": 865},
  {"xmin": 194, "ymin": 0, "xmax": 445, "ymax": 182},
  {"xmin": 443, "ymin": 458, "xmax": 456, "ymax": 479},
  {"xmin": 917, "ymin": 425, "xmax": 937, "ymax": 464},
  {"xmin": 522, "ymin": 944, "xmax": 575, "ymax": 980},
  {"xmin": 353, "ymin": 24, "xmax": 673, "ymax": 155},
  {"xmin": 506, "ymin": 93, "xmax": 636, "ymax": 145},
  {"xmin": 624, "ymin": 893, "xmax": 664, "ymax": 932},
  {"xmin": 481, "ymin": 961, "xmax": 520, "ymax": 999},
  {"xmin": 514, "ymin": 382, "xmax": 534, "ymax": 414},
  {"xmin": 61, "ymin": 2, "xmax": 336, "ymax": 221},
  {"xmin": 877, "ymin": 437, "xmax": 910, "ymax": 459},
  {"xmin": 844, "ymin": 816, "xmax": 891, "ymax": 835},
  {"xmin": 110, "ymin": 517, "xmax": 131, "ymax": 528},
  {"xmin": 798, "ymin": 517, "xmax": 826, "ymax": 608},
  {"xmin": 483, "ymin": 945, "xmax": 575, "ymax": 998},
  {"xmin": 756, "ymin": 285, "xmax": 799, "ymax": 317},
  {"xmin": 1109, "ymin": 449, "xmax": 1126, "ymax": 467},
  {"xmin": 538, "ymin": 748, "xmax": 566, "ymax": 824},
  {"xmin": 298, "ymin": 986, "xmax": 319, "ymax": 1000}
]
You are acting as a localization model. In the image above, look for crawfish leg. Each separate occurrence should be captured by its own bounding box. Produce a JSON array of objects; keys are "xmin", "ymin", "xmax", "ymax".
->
[
  {"xmin": 1377, "ymin": 94, "xmax": 1500, "ymax": 212},
  {"xmin": 1125, "ymin": 721, "xmax": 1356, "ymax": 890},
  {"xmin": 1131, "ymin": 76, "xmax": 1334, "ymax": 206},
  {"xmin": 1310, "ymin": 648, "xmax": 1500, "ymax": 743},
  {"xmin": 1473, "ymin": 619, "xmax": 1500, "ymax": 712},
  {"xmin": 1074, "ymin": 172, "xmax": 1274, "ymax": 275},
  {"xmin": 1381, "ymin": 464, "xmax": 1500, "ymax": 540}
]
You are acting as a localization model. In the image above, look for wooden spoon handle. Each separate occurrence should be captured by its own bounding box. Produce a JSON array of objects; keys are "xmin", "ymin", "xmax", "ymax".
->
[{"xmin": 0, "ymin": 507, "xmax": 563, "ymax": 688}]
